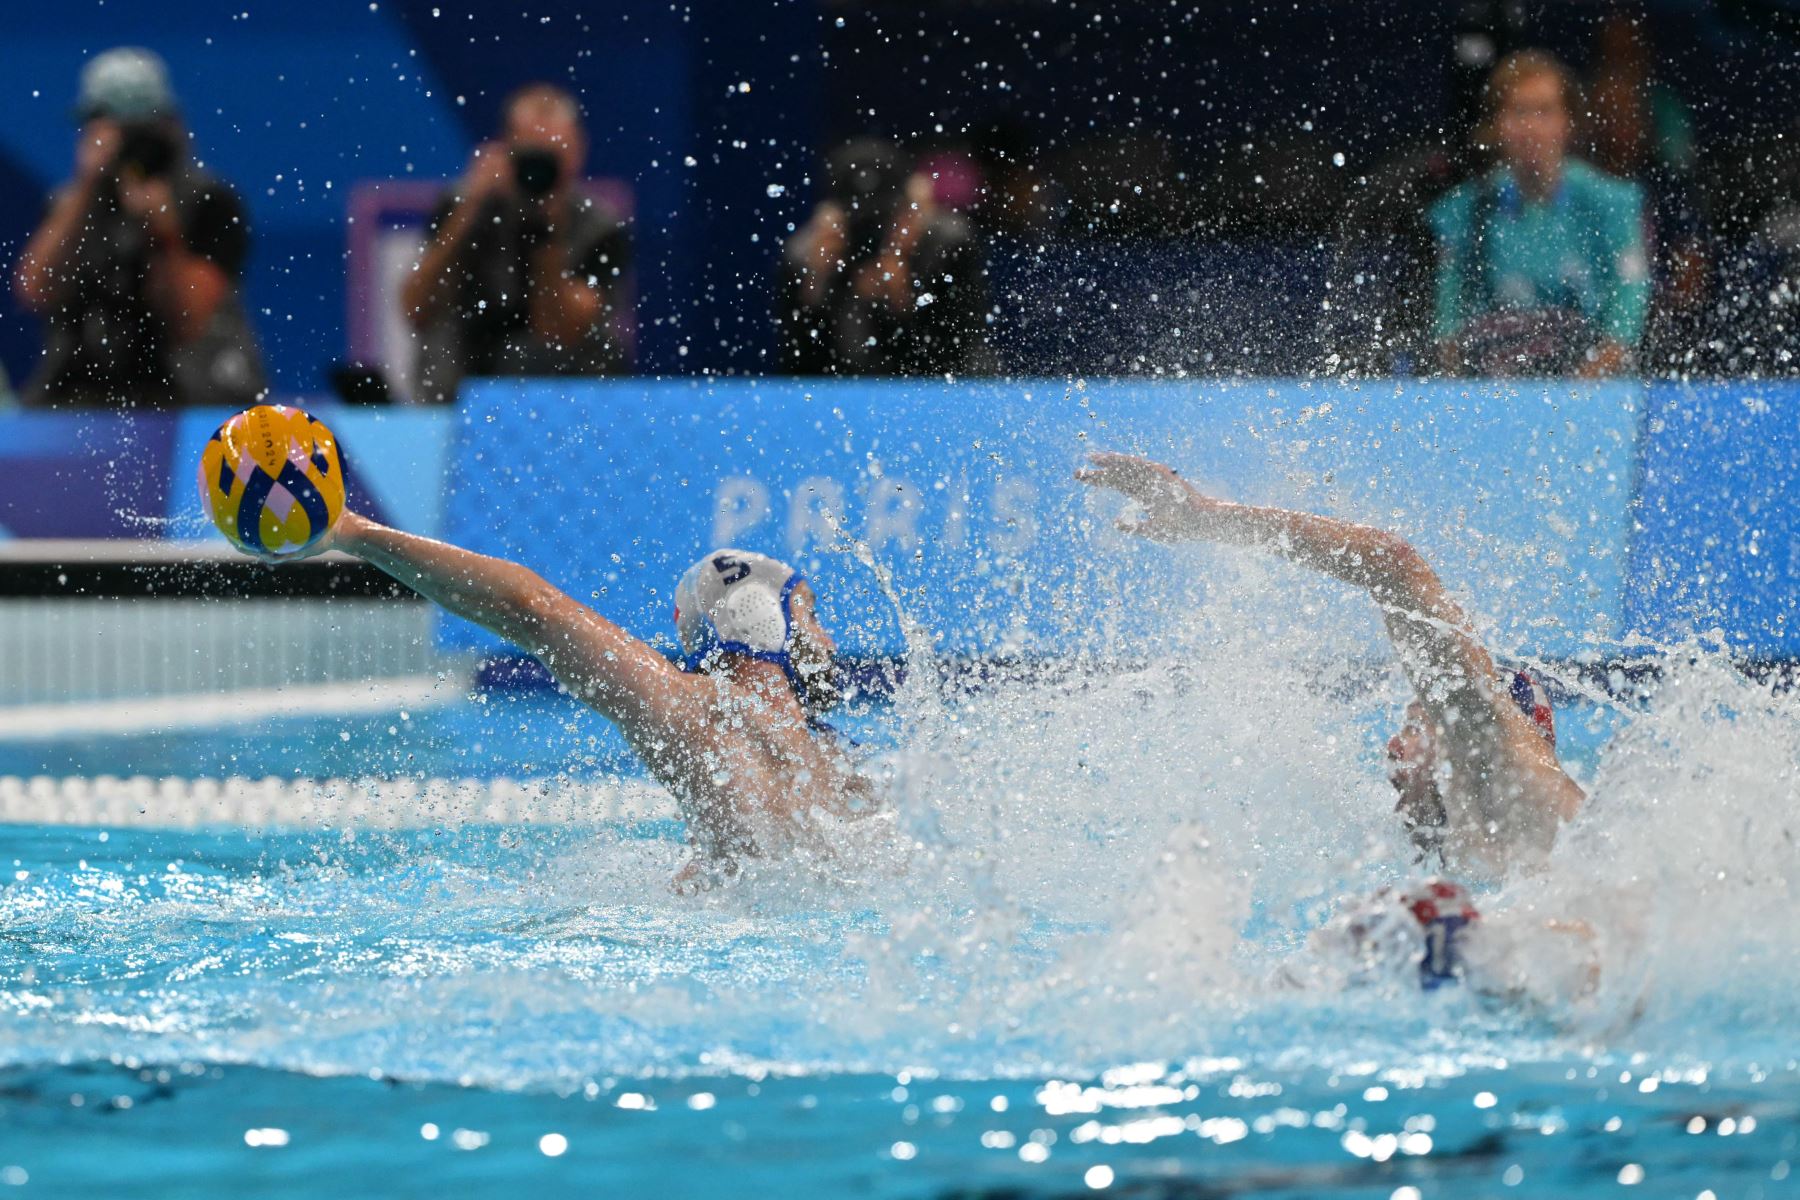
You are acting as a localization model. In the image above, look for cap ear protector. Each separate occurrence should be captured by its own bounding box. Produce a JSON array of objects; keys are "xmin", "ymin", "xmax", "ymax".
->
[
  {"xmin": 1395, "ymin": 670, "xmax": 1554, "ymax": 758},
  {"xmin": 673, "ymin": 549, "xmax": 808, "ymax": 687}
]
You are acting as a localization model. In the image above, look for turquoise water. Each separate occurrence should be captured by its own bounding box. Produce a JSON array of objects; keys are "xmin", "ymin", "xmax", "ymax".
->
[
  {"xmin": 4, "ymin": 818, "xmax": 1796, "ymax": 1200},
  {"xmin": 4, "ymin": 664, "xmax": 1800, "ymax": 1198},
  {"xmin": 4, "ymin": 1057, "xmax": 1794, "ymax": 1198},
  {"xmin": 0, "ymin": 689, "xmax": 644, "ymax": 783}
]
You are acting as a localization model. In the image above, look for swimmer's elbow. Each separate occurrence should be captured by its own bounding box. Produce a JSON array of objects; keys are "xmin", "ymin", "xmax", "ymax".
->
[
  {"xmin": 509, "ymin": 574, "xmax": 577, "ymax": 648},
  {"xmin": 1363, "ymin": 529, "xmax": 1425, "ymax": 577},
  {"xmin": 1358, "ymin": 530, "xmax": 1452, "ymax": 607}
]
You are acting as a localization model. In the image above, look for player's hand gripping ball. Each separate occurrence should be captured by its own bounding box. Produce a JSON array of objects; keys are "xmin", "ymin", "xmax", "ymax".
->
[{"xmin": 199, "ymin": 404, "xmax": 346, "ymax": 557}]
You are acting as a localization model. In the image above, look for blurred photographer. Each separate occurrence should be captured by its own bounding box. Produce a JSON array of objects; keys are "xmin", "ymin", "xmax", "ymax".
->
[
  {"xmin": 14, "ymin": 48, "xmax": 264, "ymax": 407},
  {"xmin": 404, "ymin": 84, "xmax": 630, "ymax": 403},
  {"xmin": 778, "ymin": 138, "xmax": 991, "ymax": 377}
]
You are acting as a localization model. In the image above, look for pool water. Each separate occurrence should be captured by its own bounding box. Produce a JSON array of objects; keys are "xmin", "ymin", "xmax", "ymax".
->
[
  {"xmin": 3, "ymin": 1058, "xmax": 1793, "ymax": 1199},
  {"xmin": 3, "ymin": 821, "xmax": 1795, "ymax": 1200},
  {"xmin": 4, "ymin": 647, "xmax": 1800, "ymax": 1198},
  {"xmin": 0, "ymin": 688, "xmax": 646, "ymax": 783}
]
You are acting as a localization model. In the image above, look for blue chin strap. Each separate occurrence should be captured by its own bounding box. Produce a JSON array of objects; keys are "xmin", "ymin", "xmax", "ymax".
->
[{"xmin": 681, "ymin": 573, "xmax": 808, "ymax": 698}]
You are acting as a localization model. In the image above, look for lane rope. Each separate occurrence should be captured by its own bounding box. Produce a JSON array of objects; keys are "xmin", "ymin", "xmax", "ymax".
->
[
  {"xmin": 0, "ymin": 676, "xmax": 458, "ymax": 742},
  {"xmin": 0, "ymin": 773, "xmax": 679, "ymax": 829}
]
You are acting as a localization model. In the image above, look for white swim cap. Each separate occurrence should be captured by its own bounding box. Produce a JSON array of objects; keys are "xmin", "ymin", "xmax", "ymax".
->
[{"xmin": 673, "ymin": 549, "xmax": 803, "ymax": 670}]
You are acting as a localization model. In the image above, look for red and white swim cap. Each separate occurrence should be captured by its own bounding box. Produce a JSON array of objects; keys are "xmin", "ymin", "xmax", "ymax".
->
[{"xmin": 1506, "ymin": 670, "xmax": 1556, "ymax": 746}]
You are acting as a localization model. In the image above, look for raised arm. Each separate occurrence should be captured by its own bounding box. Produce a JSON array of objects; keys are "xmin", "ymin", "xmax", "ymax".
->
[
  {"xmin": 15, "ymin": 124, "xmax": 117, "ymax": 312},
  {"xmin": 1077, "ymin": 452, "xmax": 1496, "ymax": 708},
  {"xmin": 328, "ymin": 512, "xmax": 698, "ymax": 733},
  {"xmin": 1077, "ymin": 451, "xmax": 1584, "ymax": 868}
]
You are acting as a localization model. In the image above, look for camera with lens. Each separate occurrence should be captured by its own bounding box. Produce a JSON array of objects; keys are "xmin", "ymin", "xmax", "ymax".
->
[
  {"xmin": 511, "ymin": 147, "xmax": 563, "ymax": 199},
  {"xmin": 115, "ymin": 120, "xmax": 180, "ymax": 178}
]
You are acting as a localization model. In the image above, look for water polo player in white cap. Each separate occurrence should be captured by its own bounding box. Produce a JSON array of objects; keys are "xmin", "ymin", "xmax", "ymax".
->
[
  {"xmin": 297, "ymin": 512, "xmax": 877, "ymax": 890},
  {"xmin": 673, "ymin": 549, "xmax": 843, "ymax": 717},
  {"xmin": 1077, "ymin": 451, "xmax": 1584, "ymax": 878}
]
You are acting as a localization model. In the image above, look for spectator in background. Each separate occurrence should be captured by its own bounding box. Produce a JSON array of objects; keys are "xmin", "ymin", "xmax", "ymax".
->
[
  {"xmin": 1429, "ymin": 51, "xmax": 1650, "ymax": 378},
  {"xmin": 14, "ymin": 48, "xmax": 265, "ymax": 408},
  {"xmin": 778, "ymin": 138, "xmax": 992, "ymax": 377},
  {"xmin": 405, "ymin": 84, "xmax": 630, "ymax": 403}
]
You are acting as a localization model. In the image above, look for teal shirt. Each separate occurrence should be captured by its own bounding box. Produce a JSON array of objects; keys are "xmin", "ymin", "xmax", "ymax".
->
[{"xmin": 1428, "ymin": 160, "xmax": 1650, "ymax": 346}]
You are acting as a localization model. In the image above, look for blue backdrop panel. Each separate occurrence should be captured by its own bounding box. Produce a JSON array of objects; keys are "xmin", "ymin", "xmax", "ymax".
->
[
  {"xmin": 442, "ymin": 379, "xmax": 1645, "ymax": 661},
  {"xmin": 162, "ymin": 406, "xmax": 454, "ymax": 541},
  {"xmin": 0, "ymin": 407, "xmax": 452, "ymax": 543},
  {"xmin": 1627, "ymin": 381, "xmax": 1800, "ymax": 654},
  {"xmin": 0, "ymin": 412, "xmax": 177, "ymax": 539}
]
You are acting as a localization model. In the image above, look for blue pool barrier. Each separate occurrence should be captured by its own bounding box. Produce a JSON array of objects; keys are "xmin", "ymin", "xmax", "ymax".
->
[
  {"xmin": 0, "ymin": 405, "xmax": 452, "ymax": 542},
  {"xmin": 1628, "ymin": 381, "xmax": 1800, "ymax": 656},
  {"xmin": 2, "ymin": 378, "xmax": 1794, "ymax": 659},
  {"xmin": 441, "ymin": 379, "xmax": 1644, "ymax": 660}
]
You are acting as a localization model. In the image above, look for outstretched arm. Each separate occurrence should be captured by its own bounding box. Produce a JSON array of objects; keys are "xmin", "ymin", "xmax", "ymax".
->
[
  {"xmin": 1076, "ymin": 452, "xmax": 1495, "ymax": 707},
  {"xmin": 1077, "ymin": 452, "xmax": 1581, "ymax": 861},
  {"xmin": 327, "ymin": 512, "xmax": 697, "ymax": 733}
]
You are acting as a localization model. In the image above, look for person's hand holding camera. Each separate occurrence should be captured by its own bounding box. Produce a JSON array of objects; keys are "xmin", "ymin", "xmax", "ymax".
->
[
  {"xmin": 118, "ymin": 174, "xmax": 181, "ymax": 243},
  {"xmin": 787, "ymin": 202, "xmax": 848, "ymax": 307},
  {"xmin": 459, "ymin": 141, "xmax": 515, "ymax": 205},
  {"xmin": 852, "ymin": 173, "xmax": 939, "ymax": 311},
  {"xmin": 75, "ymin": 120, "xmax": 121, "ymax": 186},
  {"xmin": 799, "ymin": 202, "xmax": 848, "ymax": 267},
  {"xmin": 887, "ymin": 173, "xmax": 937, "ymax": 261}
]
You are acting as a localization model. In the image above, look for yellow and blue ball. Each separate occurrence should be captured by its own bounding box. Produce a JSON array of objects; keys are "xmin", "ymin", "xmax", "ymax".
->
[{"xmin": 198, "ymin": 404, "xmax": 346, "ymax": 556}]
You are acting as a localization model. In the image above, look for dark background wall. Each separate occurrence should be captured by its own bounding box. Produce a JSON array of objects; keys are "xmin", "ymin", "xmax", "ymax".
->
[
  {"xmin": 0, "ymin": 0, "xmax": 1793, "ymax": 392},
  {"xmin": 818, "ymin": 0, "xmax": 1796, "ymax": 160}
]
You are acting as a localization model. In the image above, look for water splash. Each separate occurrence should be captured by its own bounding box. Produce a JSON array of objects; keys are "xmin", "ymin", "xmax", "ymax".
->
[{"xmin": 5, "ymin": 566, "xmax": 1800, "ymax": 1093}]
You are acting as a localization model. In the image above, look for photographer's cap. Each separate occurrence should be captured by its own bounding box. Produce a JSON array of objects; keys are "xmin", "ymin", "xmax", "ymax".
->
[{"xmin": 77, "ymin": 47, "xmax": 178, "ymax": 122}]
